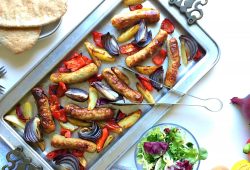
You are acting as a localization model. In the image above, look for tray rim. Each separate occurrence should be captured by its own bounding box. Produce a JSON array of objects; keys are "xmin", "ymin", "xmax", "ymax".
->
[{"xmin": 0, "ymin": 0, "xmax": 220, "ymax": 169}]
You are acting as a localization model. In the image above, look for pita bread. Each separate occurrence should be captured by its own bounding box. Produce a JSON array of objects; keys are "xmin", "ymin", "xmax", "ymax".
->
[
  {"xmin": 0, "ymin": 27, "xmax": 41, "ymax": 54},
  {"xmin": 0, "ymin": 0, "xmax": 67, "ymax": 27}
]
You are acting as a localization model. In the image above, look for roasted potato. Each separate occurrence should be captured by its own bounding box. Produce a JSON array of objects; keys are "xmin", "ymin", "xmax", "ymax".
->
[
  {"xmin": 136, "ymin": 83, "xmax": 155, "ymax": 103},
  {"xmin": 59, "ymin": 122, "xmax": 78, "ymax": 131},
  {"xmin": 111, "ymin": 67, "xmax": 130, "ymax": 85},
  {"xmin": 79, "ymin": 157, "xmax": 87, "ymax": 168},
  {"xmin": 103, "ymin": 135, "xmax": 114, "ymax": 149},
  {"xmin": 135, "ymin": 65, "xmax": 160, "ymax": 75},
  {"xmin": 84, "ymin": 41, "xmax": 102, "ymax": 67},
  {"xmin": 117, "ymin": 24, "xmax": 140, "ymax": 43},
  {"xmin": 4, "ymin": 114, "xmax": 26, "ymax": 129},
  {"xmin": 118, "ymin": 110, "xmax": 141, "ymax": 129},
  {"xmin": 88, "ymin": 86, "xmax": 98, "ymax": 110},
  {"xmin": 123, "ymin": 0, "xmax": 145, "ymax": 5},
  {"xmin": 35, "ymin": 140, "xmax": 46, "ymax": 151},
  {"xmin": 67, "ymin": 117, "xmax": 92, "ymax": 127},
  {"xmin": 180, "ymin": 40, "xmax": 188, "ymax": 65}
]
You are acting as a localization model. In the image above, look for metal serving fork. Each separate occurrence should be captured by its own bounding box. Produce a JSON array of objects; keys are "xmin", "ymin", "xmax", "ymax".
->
[{"xmin": 0, "ymin": 66, "xmax": 6, "ymax": 95}]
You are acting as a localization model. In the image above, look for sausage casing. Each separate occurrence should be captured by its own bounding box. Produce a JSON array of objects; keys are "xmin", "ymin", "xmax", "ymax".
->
[
  {"xmin": 50, "ymin": 63, "xmax": 98, "ymax": 84},
  {"xmin": 165, "ymin": 38, "xmax": 180, "ymax": 88},
  {"xmin": 102, "ymin": 68, "xmax": 143, "ymax": 103},
  {"xmin": 65, "ymin": 104, "xmax": 114, "ymax": 121},
  {"xmin": 126, "ymin": 29, "xmax": 168, "ymax": 67},
  {"xmin": 111, "ymin": 8, "xmax": 160, "ymax": 30},
  {"xmin": 51, "ymin": 134, "xmax": 96, "ymax": 152},
  {"xmin": 31, "ymin": 87, "xmax": 55, "ymax": 133}
]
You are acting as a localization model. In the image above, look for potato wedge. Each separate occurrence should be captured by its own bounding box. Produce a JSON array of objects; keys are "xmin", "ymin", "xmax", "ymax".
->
[
  {"xmin": 59, "ymin": 122, "xmax": 78, "ymax": 132},
  {"xmin": 79, "ymin": 157, "xmax": 87, "ymax": 168},
  {"xmin": 35, "ymin": 140, "xmax": 46, "ymax": 151},
  {"xmin": 88, "ymin": 86, "xmax": 98, "ymax": 110},
  {"xmin": 136, "ymin": 83, "xmax": 155, "ymax": 103},
  {"xmin": 103, "ymin": 135, "xmax": 114, "ymax": 148},
  {"xmin": 111, "ymin": 67, "xmax": 130, "ymax": 85},
  {"xmin": 118, "ymin": 110, "xmax": 141, "ymax": 129},
  {"xmin": 67, "ymin": 117, "xmax": 92, "ymax": 127},
  {"xmin": 84, "ymin": 41, "xmax": 102, "ymax": 67},
  {"xmin": 135, "ymin": 65, "xmax": 160, "ymax": 75},
  {"xmin": 84, "ymin": 41, "xmax": 115, "ymax": 62},
  {"xmin": 117, "ymin": 24, "xmax": 140, "ymax": 43},
  {"xmin": 180, "ymin": 40, "xmax": 188, "ymax": 65},
  {"xmin": 123, "ymin": 0, "xmax": 145, "ymax": 5},
  {"xmin": 23, "ymin": 102, "xmax": 33, "ymax": 119},
  {"xmin": 4, "ymin": 114, "xmax": 26, "ymax": 129}
]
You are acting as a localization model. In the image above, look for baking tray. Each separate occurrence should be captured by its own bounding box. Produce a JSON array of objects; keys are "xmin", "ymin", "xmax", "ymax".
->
[{"xmin": 0, "ymin": 0, "xmax": 220, "ymax": 169}]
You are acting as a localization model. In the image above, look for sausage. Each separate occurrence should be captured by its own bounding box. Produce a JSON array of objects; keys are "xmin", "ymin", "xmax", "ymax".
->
[
  {"xmin": 111, "ymin": 67, "xmax": 130, "ymax": 85},
  {"xmin": 31, "ymin": 87, "xmax": 55, "ymax": 133},
  {"xmin": 165, "ymin": 38, "xmax": 180, "ymax": 88},
  {"xmin": 125, "ymin": 29, "xmax": 168, "ymax": 67},
  {"xmin": 65, "ymin": 104, "xmax": 114, "ymax": 121},
  {"xmin": 111, "ymin": 8, "xmax": 160, "ymax": 30},
  {"xmin": 50, "ymin": 63, "xmax": 98, "ymax": 84},
  {"xmin": 51, "ymin": 134, "xmax": 96, "ymax": 152},
  {"xmin": 102, "ymin": 68, "xmax": 143, "ymax": 103}
]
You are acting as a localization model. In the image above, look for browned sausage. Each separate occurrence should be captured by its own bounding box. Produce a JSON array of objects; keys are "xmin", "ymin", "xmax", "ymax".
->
[
  {"xmin": 65, "ymin": 104, "xmax": 114, "ymax": 121},
  {"xmin": 51, "ymin": 134, "xmax": 96, "ymax": 152},
  {"xmin": 165, "ymin": 38, "xmax": 180, "ymax": 88},
  {"xmin": 126, "ymin": 29, "xmax": 168, "ymax": 67},
  {"xmin": 111, "ymin": 8, "xmax": 160, "ymax": 30},
  {"xmin": 102, "ymin": 68, "xmax": 143, "ymax": 103},
  {"xmin": 31, "ymin": 87, "xmax": 55, "ymax": 133},
  {"xmin": 50, "ymin": 63, "xmax": 98, "ymax": 84}
]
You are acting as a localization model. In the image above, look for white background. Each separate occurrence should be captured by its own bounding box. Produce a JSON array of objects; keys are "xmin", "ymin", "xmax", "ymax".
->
[{"xmin": 0, "ymin": 0, "xmax": 250, "ymax": 169}]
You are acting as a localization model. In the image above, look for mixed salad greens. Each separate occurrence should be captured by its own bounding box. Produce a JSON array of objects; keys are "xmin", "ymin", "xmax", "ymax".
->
[{"xmin": 136, "ymin": 126, "xmax": 208, "ymax": 170}]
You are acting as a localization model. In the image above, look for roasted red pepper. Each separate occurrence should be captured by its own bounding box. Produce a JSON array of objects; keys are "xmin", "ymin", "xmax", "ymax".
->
[
  {"xmin": 193, "ymin": 48, "xmax": 203, "ymax": 61},
  {"xmin": 96, "ymin": 128, "xmax": 109, "ymax": 153},
  {"xmin": 161, "ymin": 18, "xmax": 175, "ymax": 34},
  {"xmin": 129, "ymin": 4, "xmax": 143, "ymax": 11},
  {"xmin": 46, "ymin": 149, "xmax": 68, "ymax": 160},
  {"xmin": 88, "ymin": 74, "xmax": 103, "ymax": 84},
  {"xmin": 60, "ymin": 128, "xmax": 72, "ymax": 138},
  {"xmin": 136, "ymin": 74, "xmax": 153, "ymax": 91},
  {"xmin": 48, "ymin": 84, "xmax": 58, "ymax": 96},
  {"xmin": 120, "ymin": 43, "xmax": 141, "ymax": 55},
  {"xmin": 92, "ymin": 31, "xmax": 104, "ymax": 48},
  {"xmin": 49, "ymin": 95, "xmax": 60, "ymax": 112},
  {"xmin": 103, "ymin": 120, "xmax": 123, "ymax": 134},
  {"xmin": 115, "ymin": 110, "xmax": 127, "ymax": 122},
  {"xmin": 64, "ymin": 53, "xmax": 92, "ymax": 72},
  {"xmin": 15, "ymin": 104, "xmax": 27, "ymax": 123},
  {"xmin": 152, "ymin": 49, "xmax": 167, "ymax": 66},
  {"xmin": 52, "ymin": 109, "xmax": 67, "ymax": 122},
  {"xmin": 56, "ymin": 82, "xmax": 68, "ymax": 97},
  {"xmin": 71, "ymin": 149, "xmax": 84, "ymax": 157},
  {"xmin": 58, "ymin": 64, "xmax": 70, "ymax": 73}
]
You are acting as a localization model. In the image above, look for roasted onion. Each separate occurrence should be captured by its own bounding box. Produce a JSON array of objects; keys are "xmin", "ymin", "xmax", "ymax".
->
[
  {"xmin": 78, "ymin": 122, "xmax": 102, "ymax": 142},
  {"xmin": 53, "ymin": 154, "xmax": 80, "ymax": 170},
  {"xmin": 65, "ymin": 88, "xmax": 89, "ymax": 102},
  {"xmin": 101, "ymin": 32, "xmax": 120, "ymax": 56},
  {"xmin": 91, "ymin": 81, "xmax": 120, "ymax": 101},
  {"xmin": 149, "ymin": 66, "xmax": 164, "ymax": 91},
  {"xmin": 96, "ymin": 96, "xmax": 124, "ymax": 106},
  {"xmin": 23, "ymin": 117, "xmax": 42, "ymax": 143},
  {"xmin": 134, "ymin": 20, "xmax": 152, "ymax": 47},
  {"xmin": 179, "ymin": 35, "xmax": 198, "ymax": 61}
]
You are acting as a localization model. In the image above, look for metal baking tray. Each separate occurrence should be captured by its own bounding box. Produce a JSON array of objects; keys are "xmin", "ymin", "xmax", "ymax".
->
[{"xmin": 0, "ymin": 0, "xmax": 220, "ymax": 169}]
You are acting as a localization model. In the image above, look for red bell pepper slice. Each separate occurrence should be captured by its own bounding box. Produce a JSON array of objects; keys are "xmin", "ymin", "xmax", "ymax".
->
[
  {"xmin": 56, "ymin": 82, "xmax": 68, "ymax": 97},
  {"xmin": 52, "ymin": 109, "xmax": 67, "ymax": 122},
  {"xmin": 96, "ymin": 128, "xmax": 109, "ymax": 153},
  {"xmin": 161, "ymin": 18, "xmax": 175, "ymax": 34},
  {"xmin": 104, "ymin": 119, "xmax": 123, "ymax": 134},
  {"xmin": 49, "ymin": 95, "xmax": 60, "ymax": 112},
  {"xmin": 15, "ymin": 104, "xmax": 27, "ymax": 123},
  {"xmin": 129, "ymin": 4, "xmax": 143, "ymax": 11},
  {"xmin": 152, "ymin": 49, "xmax": 167, "ymax": 66},
  {"xmin": 71, "ymin": 149, "xmax": 84, "ymax": 157},
  {"xmin": 88, "ymin": 74, "xmax": 103, "ymax": 84},
  {"xmin": 46, "ymin": 149, "xmax": 68, "ymax": 160},
  {"xmin": 136, "ymin": 74, "xmax": 153, "ymax": 91},
  {"xmin": 64, "ymin": 54, "xmax": 93, "ymax": 72},
  {"xmin": 120, "ymin": 43, "xmax": 141, "ymax": 55},
  {"xmin": 115, "ymin": 110, "xmax": 126, "ymax": 122},
  {"xmin": 193, "ymin": 48, "xmax": 203, "ymax": 61},
  {"xmin": 60, "ymin": 128, "xmax": 72, "ymax": 138},
  {"xmin": 58, "ymin": 64, "xmax": 70, "ymax": 73},
  {"xmin": 48, "ymin": 84, "xmax": 58, "ymax": 96},
  {"xmin": 92, "ymin": 31, "xmax": 104, "ymax": 48}
]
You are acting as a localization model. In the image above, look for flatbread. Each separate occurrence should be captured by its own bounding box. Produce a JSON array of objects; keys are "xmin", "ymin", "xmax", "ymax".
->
[
  {"xmin": 0, "ymin": 27, "xmax": 41, "ymax": 54},
  {"xmin": 0, "ymin": 0, "xmax": 67, "ymax": 27}
]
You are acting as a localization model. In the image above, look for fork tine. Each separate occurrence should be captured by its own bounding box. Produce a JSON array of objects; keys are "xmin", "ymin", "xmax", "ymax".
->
[
  {"xmin": 0, "ymin": 70, "xmax": 6, "ymax": 77},
  {"xmin": 0, "ymin": 66, "xmax": 4, "ymax": 71},
  {"xmin": 0, "ymin": 84, "xmax": 5, "ymax": 89}
]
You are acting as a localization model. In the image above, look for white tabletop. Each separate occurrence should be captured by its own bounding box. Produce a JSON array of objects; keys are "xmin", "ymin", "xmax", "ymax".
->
[{"xmin": 0, "ymin": 0, "xmax": 250, "ymax": 169}]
